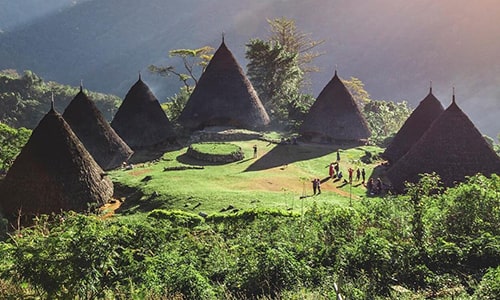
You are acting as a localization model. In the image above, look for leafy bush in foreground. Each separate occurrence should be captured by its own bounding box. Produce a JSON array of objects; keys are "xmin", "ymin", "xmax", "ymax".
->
[{"xmin": 0, "ymin": 174, "xmax": 498, "ymax": 299}]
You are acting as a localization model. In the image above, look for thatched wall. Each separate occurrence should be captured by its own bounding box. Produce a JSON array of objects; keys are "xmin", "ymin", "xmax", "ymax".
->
[
  {"xmin": 0, "ymin": 108, "xmax": 113, "ymax": 217},
  {"xmin": 299, "ymin": 71, "xmax": 370, "ymax": 142},
  {"xmin": 111, "ymin": 77, "xmax": 175, "ymax": 150},
  {"xmin": 382, "ymin": 89, "xmax": 444, "ymax": 164},
  {"xmin": 63, "ymin": 88, "xmax": 133, "ymax": 170},
  {"xmin": 178, "ymin": 40, "xmax": 270, "ymax": 130},
  {"xmin": 387, "ymin": 100, "xmax": 500, "ymax": 191}
]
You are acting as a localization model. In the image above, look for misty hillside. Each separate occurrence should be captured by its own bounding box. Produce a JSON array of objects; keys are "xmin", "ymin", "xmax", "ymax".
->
[{"xmin": 0, "ymin": 0, "xmax": 499, "ymax": 137}]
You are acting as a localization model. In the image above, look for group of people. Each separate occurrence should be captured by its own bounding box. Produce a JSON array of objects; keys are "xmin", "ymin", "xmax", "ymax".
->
[
  {"xmin": 329, "ymin": 163, "xmax": 366, "ymax": 185},
  {"xmin": 366, "ymin": 178, "xmax": 384, "ymax": 195},
  {"xmin": 311, "ymin": 178, "xmax": 321, "ymax": 195}
]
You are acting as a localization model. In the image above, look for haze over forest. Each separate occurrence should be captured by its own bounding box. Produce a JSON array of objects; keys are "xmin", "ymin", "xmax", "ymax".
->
[{"xmin": 0, "ymin": 0, "xmax": 499, "ymax": 138}]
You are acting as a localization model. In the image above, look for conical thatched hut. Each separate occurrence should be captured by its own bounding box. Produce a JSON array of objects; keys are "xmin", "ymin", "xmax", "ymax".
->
[
  {"xmin": 387, "ymin": 96, "xmax": 500, "ymax": 191},
  {"xmin": 0, "ymin": 106, "xmax": 113, "ymax": 218},
  {"xmin": 299, "ymin": 71, "xmax": 371, "ymax": 143},
  {"xmin": 178, "ymin": 38, "xmax": 270, "ymax": 130},
  {"xmin": 63, "ymin": 87, "xmax": 133, "ymax": 170},
  {"xmin": 111, "ymin": 76, "xmax": 175, "ymax": 150},
  {"xmin": 382, "ymin": 87, "xmax": 444, "ymax": 164}
]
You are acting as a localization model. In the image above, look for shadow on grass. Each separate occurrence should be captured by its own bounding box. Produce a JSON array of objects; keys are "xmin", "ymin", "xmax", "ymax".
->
[
  {"xmin": 244, "ymin": 143, "xmax": 339, "ymax": 172},
  {"xmin": 365, "ymin": 163, "xmax": 393, "ymax": 197},
  {"xmin": 129, "ymin": 142, "xmax": 184, "ymax": 164},
  {"xmin": 176, "ymin": 153, "xmax": 233, "ymax": 166},
  {"xmin": 113, "ymin": 182, "xmax": 174, "ymax": 214}
]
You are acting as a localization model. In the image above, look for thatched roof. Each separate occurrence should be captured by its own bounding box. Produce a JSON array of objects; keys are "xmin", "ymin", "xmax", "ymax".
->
[
  {"xmin": 63, "ymin": 87, "xmax": 133, "ymax": 170},
  {"xmin": 387, "ymin": 97, "xmax": 500, "ymax": 191},
  {"xmin": 111, "ymin": 76, "xmax": 175, "ymax": 150},
  {"xmin": 382, "ymin": 88, "xmax": 444, "ymax": 164},
  {"xmin": 178, "ymin": 39, "xmax": 270, "ymax": 130},
  {"xmin": 299, "ymin": 71, "xmax": 371, "ymax": 142},
  {"xmin": 0, "ymin": 107, "xmax": 113, "ymax": 217}
]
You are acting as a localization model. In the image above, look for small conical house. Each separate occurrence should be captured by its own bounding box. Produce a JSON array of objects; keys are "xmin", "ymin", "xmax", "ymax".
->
[
  {"xmin": 382, "ymin": 87, "xmax": 444, "ymax": 164},
  {"xmin": 178, "ymin": 38, "xmax": 270, "ymax": 130},
  {"xmin": 111, "ymin": 76, "xmax": 175, "ymax": 150},
  {"xmin": 0, "ymin": 106, "xmax": 113, "ymax": 218},
  {"xmin": 299, "ymin": 71, "xmax": 371, "ymax": 143},
  {"xmin": 63, "ymin": 87, "xmax": 133, "ymax": 170},
  {"xmin": 387, "ymin": 96, "xmax": 500, "ymax": 191}
]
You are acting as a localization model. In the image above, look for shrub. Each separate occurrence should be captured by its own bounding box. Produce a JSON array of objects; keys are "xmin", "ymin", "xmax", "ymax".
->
[
  {"xmin": 473, "ymin": 266, "xmax": 500, "ymax": 300},
  {"xmin": 147, "ymin": 209, "xmax": 204, "ymax": 228}
]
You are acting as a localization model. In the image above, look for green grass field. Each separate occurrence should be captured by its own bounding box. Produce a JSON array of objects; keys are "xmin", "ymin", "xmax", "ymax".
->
[{"xmin": 110, "ymin": 139, "xmax": 384, "ymax": 216}]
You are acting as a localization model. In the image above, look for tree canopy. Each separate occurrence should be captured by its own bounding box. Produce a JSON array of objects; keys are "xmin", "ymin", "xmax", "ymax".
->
[{"xmin": 0, "ymin": 69, "xmax": 120, "ymax": 129}]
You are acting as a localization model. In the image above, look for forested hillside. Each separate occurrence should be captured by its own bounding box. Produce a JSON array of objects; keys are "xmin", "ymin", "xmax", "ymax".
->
[
  {"xmin": 0, "ymin": 0, "xmax": 499, "ymax": 137},
  {"xmin": 0, "ymin": 70, "xmax": 120, "ymax": 129}
]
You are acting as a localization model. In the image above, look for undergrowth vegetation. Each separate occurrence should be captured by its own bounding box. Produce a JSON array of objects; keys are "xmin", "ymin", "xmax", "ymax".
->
[{"xmin": 0, "ymin": 174, "xmax": 498, "ymax": 299}]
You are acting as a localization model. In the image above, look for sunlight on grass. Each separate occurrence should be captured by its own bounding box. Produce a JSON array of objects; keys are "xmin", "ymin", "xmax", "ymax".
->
[{"xmin": 110, "ymin": 140, "xmax": 384, "ymax": 215}]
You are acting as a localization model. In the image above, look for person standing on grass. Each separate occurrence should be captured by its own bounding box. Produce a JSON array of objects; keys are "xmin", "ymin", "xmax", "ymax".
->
[
  {"xmin": 356, "ymin": 168, "xmax": 361, "ymax": 181},
  {"xmin": 253, "ymin": 145, "xmax": 257, "ymax": 158},
  {"xmin": 312, "ymin": 178, "xmax": 318, "ymax": 195},
  {"xmin": 361, "ymin": 168, "xmax": 366, "ymax": 184},
  {"xmin": 337, "ymin": 149, "xmax": 341, "ymax": 161},
  {"xmin": 329, "ymin": 163, "xmax": 335, "ymax": 178},
  {"xmin": 348, "ymin": 168, "xmax": 354, "ymax": 183}
]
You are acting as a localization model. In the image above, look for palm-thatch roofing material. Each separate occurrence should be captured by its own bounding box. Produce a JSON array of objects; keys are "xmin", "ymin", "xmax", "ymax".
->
[
  {"xmin": 178, "ymin": 39, "xmax": 270, "ymax": 130},
  {"xmin": 111, "ymin": 76, "xmax": 175, "ymax": 150},
  {"xmin": 387, "ymin": 97, "xmax": 500, "ymax": 191},
  {"xmin": 382, "ymin": 88, "xmax": 444, "ymax": 164},
  {"xmin": 63, "ymin": 87, "xmax": 133, "ymax": 170},
  {"xmin": 0, "ymin": 107, "xmax": 113, "ymax": 217},
  {"xmin": 299, "ymin": 71, "xmax": 371, "ymax": 142}
]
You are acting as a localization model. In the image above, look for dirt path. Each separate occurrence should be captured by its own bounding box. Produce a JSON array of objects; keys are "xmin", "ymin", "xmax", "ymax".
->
[{"xmin": 100, "ymin": 200, "xmax": 122, "ymax": 219}]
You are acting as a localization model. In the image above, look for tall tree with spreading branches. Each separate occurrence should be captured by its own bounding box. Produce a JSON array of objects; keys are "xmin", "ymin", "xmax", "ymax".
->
[{"xmin": 149, "ymin": 46, "xmax": 214, "ymax": 121}]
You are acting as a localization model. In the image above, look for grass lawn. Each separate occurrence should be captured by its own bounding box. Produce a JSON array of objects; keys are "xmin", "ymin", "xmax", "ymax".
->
[{"xmin": 109, "ymin": 139, "xmax": 384, "ymax": 216}]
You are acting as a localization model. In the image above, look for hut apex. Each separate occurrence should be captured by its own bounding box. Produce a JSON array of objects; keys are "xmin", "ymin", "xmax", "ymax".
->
[
  {"xmin": 0, "ymin": 108, "xmax": 113, "ymax": 218},
  {"xmin": 386, "ymin": 98, "xmax": 500, "ymax": 190},
  {"xmin": 382, "ymin": 87, "xmax": 444, "ymax": 164},
  {"xmin": 50, "ymin": 92, "xmax": 55, "ymax": 111},
  {"xmin": 178, "ymin": 38, "xmax": 270, "ymax": 130},
  {"xmin": 299, "ymin": 70, "xmax": 370, "ymax": 143},
  {"xmin": 111, "ymin": 76, "xmax": 176, "ymax": 150},
  {"xmin": 63, "ymin": 89, "xmax": 133, "ymax": 170}
]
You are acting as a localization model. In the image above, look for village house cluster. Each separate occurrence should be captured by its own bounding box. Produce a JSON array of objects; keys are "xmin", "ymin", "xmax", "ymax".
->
[{"xmin": 1, "ymin": 38, "xmax": 499, "ymax": 220}]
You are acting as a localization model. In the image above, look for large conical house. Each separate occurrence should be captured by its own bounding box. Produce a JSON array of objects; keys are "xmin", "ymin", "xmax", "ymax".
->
[
  {"xmin": 299, "ymin": 71, "xmax": 371, "ymax": 143},
  {"xmin": 178, "ymin": 38, "xmax": 270, "ymax": 130},
  {"xmin": 111, "ymin": 75, "xmax": 175, "ymax": 150},
  {"xmin": 63, "ymin": 87, "xmax": 133, "ymax": 170},
  {"xmin": 382, "ymin": 87, "xmax": 444, "ymax": 164},
  {"xmin": 0, "ymin": 105, "xmax": 113, "ymax": 218},
  {"xmin": 387, "ymin": 95, "xmax": 500, "ymax": 191}
]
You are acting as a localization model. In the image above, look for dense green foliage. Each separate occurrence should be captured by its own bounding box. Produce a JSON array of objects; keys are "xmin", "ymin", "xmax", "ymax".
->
[
  {"xmin": 0, "ymin": 69, "xmax": 120, "ymax": 129},
  {"xmin": 363, "ymin": 99, "xmax": 412, "ymax": 146},
  {"xmin": 342, "ymin": 76, "xmax": 412, "ymax": 147},
  {"xmin": 245, "ymin": 18, "xmax": 321, "ymax": 129},
  {"xmin": 1, "ymin": 174, "xmax": 498, "ymax": 299},
  {"xmin": 0, "ymin": 123, "xmax": 31, "ymax": 171}
]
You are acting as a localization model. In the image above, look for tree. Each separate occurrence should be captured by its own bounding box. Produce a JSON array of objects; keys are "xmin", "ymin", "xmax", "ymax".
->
[
  {"xmin": 148, "ymin": 46, "xmax": 214, "ymax": 93},
  {"xmin": 244, "ymin": 18, "xmax": 323, "ymax": 128},
  {"xmin": 246, "ymin": 39, "xmax": 308, "ymax": 126},
  {"xmin": 363, "ymin": 99, "xmax": 412, "ymax": 146},
  {"xmin": 342, "ymin": 77, "xmax": 371, "ymax": 108},
  {"xmin": 149, "ymin": 46, "xmax": 213, "ymax": 121},
  {"xmin": 267, "ymin": 17, "xmax": 324, "ymax": 84},
  {"xmin": 0, "ymin": 123, "xmax": 31, "ymax": 171},
  {"xmin": 0, "ymin": 70, "xmax": 120, "ymax": 128}
]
